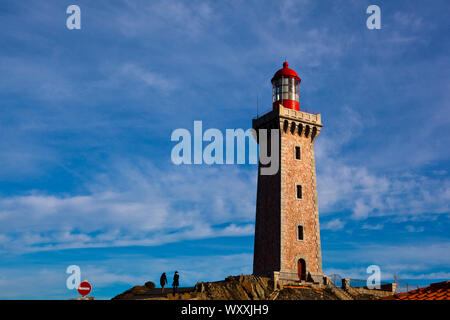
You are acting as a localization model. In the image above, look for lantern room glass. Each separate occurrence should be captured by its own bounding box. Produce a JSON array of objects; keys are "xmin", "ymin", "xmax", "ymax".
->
[{"xmin": 272, "ymin": 77, "xmax": 299, "ymax": 103}]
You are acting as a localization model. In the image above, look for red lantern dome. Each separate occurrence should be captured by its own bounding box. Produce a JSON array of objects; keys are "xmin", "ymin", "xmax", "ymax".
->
[{"xmin": 271, "ymin": 61, "xmax": 301, "ymax": 111}]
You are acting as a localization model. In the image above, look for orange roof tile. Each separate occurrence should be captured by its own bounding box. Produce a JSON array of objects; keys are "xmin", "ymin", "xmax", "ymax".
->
[{"xmin": 382, "ymin": 281, "xmax": 450, "ymax": 300}]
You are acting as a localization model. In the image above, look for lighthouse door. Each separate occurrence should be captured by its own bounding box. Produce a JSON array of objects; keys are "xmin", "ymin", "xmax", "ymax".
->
[{"xmin": 297, "ymin": 259, "xmax": 306, "ymax": 281}]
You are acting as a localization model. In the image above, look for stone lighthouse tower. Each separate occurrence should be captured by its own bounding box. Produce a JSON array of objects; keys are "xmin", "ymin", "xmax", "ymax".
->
[{"xmin": 252, "ymin": 62, "xmax": 323, "ymax": 283}]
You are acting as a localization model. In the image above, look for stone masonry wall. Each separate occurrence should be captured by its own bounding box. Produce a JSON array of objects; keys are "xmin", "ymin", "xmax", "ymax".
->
[
  {"xmin": 280, "ymin": 120, "xmax": 322, "ymax": 275},
  {"xmin": 252, "ymin": 106, "xmax": 323, "ymax": 279}
]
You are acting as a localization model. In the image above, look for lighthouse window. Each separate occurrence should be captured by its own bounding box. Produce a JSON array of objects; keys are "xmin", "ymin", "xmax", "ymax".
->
[
  {"xmin": 296, "ymin": 184, "xmax": 303, "ymax": 199},
  {"xmin": 295, "ymin": 146, "xmax": 301, "ymax": 160},
  {"xmin": 297, "ymin": 225, "xmax": 304, "ymax": 241},
  {"xmin": 273, "ymin": 78, "xmax": 299, "ymax": 102}
]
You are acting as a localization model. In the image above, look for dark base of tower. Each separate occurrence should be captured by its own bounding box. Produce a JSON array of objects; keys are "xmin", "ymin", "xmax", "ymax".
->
[{"xmin": 252, "ymin": 271, "xmax": 273, "ymax": 278}]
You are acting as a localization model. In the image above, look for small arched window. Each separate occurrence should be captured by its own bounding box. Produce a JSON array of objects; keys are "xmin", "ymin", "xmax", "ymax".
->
[
  {"xmin": 295, "ymin": 146, "xmax": 301, "ymax": 160},
  {"xmin": 297, "ymin": 225, "xmax": 304, "ymax": 241},
  {"xmin": 296, "ymin": 184, "xmax": 303, "ymax": 199}
]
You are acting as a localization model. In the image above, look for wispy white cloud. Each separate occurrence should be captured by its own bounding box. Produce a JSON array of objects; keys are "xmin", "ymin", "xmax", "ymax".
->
[
  {"xmin": 316, "ymin": 107, "xmax": 450, "ymax": 221},
  {"xmin": 0, "ymin": 161, "xmax": 256, "ymax": 253},
  {"xmin": 324, "ymin": 242, "xmax": 450, "ymax": 280},
  {"xmin": 361, "ymin": 223, "xmax": 383, "ymax": 230},
  {"xmin": 114, "ymin": 0, "xmax": 215, "ymax": 38},
  {"xmin": 405, "ymin": 225, "xmax": 425, "ymax": 233},
  {"xmin": 393, "ymin": 11, "xmax": 425, "ymax": 29},
  {"xmin": 321, "ymin": 218, "xmax": 345, "ymax": 231},
  {"xmin": 119, "ymin": 63, "xmax": 177, "ymax": 92}
]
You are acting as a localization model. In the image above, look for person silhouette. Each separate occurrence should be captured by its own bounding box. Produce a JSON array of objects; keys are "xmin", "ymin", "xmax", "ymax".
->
[
  {"xmin": 172, "ymin": 271, "xmax": 179, "ymax": 294},
  {"xmin": 160, "ymin": 272, "xmax": 168, "ymax": 294}
]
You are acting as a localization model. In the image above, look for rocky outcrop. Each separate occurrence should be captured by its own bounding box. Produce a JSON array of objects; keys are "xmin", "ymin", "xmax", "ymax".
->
[
  {"xmin": 112, "ymin": 274, "xmax": 386, "ymax": 300},
  {"xmin": 113, "ymin": 275, "xmax": 272, "ymax": 300},
  {"xmin": 191, "ymin": 275, "xmax": 273, "ymax": 300},
  {"xmin": 112, "ymin": 284, "xmax": 154, "ymax": 300},
  {"xmin": 276, "ymin": 287, "xmax": 339, "ymax": 300}
]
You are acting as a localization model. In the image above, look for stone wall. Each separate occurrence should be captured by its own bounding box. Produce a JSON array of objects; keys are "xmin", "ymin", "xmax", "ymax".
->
[
  {"xmin": 341, "ymin": 278, "xmax": 396, "ymax": 298},
  {"xmin": 347, "ymin": 286, "xmax": 396, "ymax": 298},
  {"xmin": 280, "ymin": 119, "xmax": 322, "ymax": 275},
  {"xmin": 252, "ymin": 105, "xmax": 323, "ymax": 278}
]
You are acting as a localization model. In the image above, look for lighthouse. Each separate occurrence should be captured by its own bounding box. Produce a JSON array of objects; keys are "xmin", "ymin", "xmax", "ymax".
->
[{"xmin": 252, "ymin": 62, "xmax": 324, "ymax": 283}]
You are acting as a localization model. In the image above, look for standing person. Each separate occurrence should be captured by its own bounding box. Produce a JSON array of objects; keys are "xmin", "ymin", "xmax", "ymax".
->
[
  {"xmin": 172, "ymin": 271, "xmax": 179, "ymax": 294},
  {"xmin": 160, "ymin": 272, "xmax": 168, "ymax": 294}
]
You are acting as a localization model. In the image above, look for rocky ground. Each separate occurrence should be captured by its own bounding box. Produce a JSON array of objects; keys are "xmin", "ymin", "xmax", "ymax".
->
[
  {"xmin": 276, "ymin": 287, "xmax": 340, "ymax": 300},
  {"xmin": 112, "ymin": 274, "xmax": 386, "ymax": 300}
]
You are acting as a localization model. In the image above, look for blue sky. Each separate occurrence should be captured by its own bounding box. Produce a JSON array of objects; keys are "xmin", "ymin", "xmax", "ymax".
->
[{"xmin": 0, "ymin": 0, "xmax": 449, "ymax": 299}]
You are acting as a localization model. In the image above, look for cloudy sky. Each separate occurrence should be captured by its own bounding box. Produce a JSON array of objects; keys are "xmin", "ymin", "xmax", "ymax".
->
[{"xmin": 0, "ymin": 0, "xmax": 448, "ymax": 299}]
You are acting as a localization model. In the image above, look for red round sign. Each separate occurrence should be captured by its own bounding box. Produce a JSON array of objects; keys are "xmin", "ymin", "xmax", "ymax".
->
[{"xmin": 77, "ymin": 280, "xmax": 92, "ymax": 296}]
